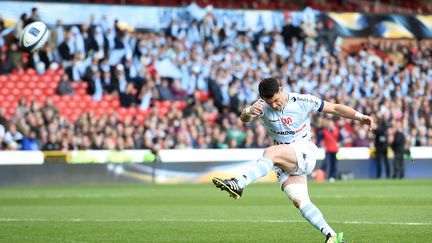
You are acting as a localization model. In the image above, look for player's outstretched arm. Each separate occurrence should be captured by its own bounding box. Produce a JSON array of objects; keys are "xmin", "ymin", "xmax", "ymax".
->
[
  {"xmin": 321, "ymin": 101, "xmax": 375, "ymax": 131},
  {"xmin": 240, "ymin": 100, "xmax": 264, "ymax": 123}
]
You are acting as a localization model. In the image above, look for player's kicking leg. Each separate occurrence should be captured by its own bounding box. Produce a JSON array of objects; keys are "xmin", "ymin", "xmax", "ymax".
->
[
  {"xmin": 212, "ymin": 145, "xmax": 297, "ymax": 199},
  {"xmin": 212, "ymin": 156, "xmax": 273, "ymax": 199},
  {"xmin": 281, "ymin": 174, "xmax": 345, "ymax": 243},
  {"xmin": 212, "ymin": 144, "xmax": 297, "ymax": 199}
]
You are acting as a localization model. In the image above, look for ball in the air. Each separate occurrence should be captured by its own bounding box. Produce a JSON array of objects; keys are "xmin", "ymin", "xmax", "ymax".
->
[{"xmin": 19, "ymin": 21, "xmax": 50, "ymax": 53}]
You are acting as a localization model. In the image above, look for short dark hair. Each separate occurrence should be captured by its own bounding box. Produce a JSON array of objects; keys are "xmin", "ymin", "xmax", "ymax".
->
[{"xmin": 259, "ymin": 77, "xmax": 280, "ymax": 99}]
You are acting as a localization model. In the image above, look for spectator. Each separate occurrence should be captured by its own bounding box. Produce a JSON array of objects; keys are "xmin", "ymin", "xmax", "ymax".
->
[
  {"xmin": 320, "ymin": 118, "xmax": 340, "ymax": 181},
  {"xmin": 120, "ymin": 83, "xmax": 137, "ymax": 107},
  {"xmin": 3, "ymin": 124, "xmax": 23, "ymax": 149},
  {"xmin": 21, "ymin": 130, "xmax": 40, "ymax": 151},
  {"xmin": 58, "ymin": 30, "xmax": 75, "ymax": 62},
  {"xmin": 50, "ymin": 19, "xmax": 65, "ymax": 48},
  {"xmin": 28, "ymin": 7, "xmax": 40, "ymax": 23},
  {"xmin": 390, "ymin": 121, "xmax": 406, "ymax": 179},
  {"xmin": 157, "ymin": 79, "xmax": 174, "ymax": 100},
  {"xmin": 89, "ymin": 70, "xmax": 104, "ymax": 101},
  {"xmin": 57, "ymin": 74, "xmax": 75, "ymax": 95},
  {"xmin": 282, "ymin": 17, "xmax": 302, "ymax": 47},
  {"xmin": 7, "ymin": 42, "xmax": 23, "ymax": 71},
  {"xmin": 374, "ymin": 117, "xmax": 390, "ymax": 179},
  {"xmin": 14, "ymin": 13, "xmax": 28, "ymax": 40},
  {"xmin": 0, "ymin": 50, "xmax": 13, "ymax": 74},
  {"xmin": 65, "ymin": 55, "xmax": 82, "ymax": 81},
  {"xmin": 42, "ymin": 133, "xmax": 60, "ymax": 151}
]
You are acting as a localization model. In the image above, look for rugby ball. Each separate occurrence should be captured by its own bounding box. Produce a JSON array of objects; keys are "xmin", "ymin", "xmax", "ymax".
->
[{"xmin": 19, "ymin": 21, "xmax": 50, "ymax": 53}]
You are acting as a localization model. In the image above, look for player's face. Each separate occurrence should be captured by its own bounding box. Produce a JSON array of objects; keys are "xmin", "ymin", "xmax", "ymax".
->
[{"xmin": 262, "ymin": 89, "xmax": 284, "ymax": 111}]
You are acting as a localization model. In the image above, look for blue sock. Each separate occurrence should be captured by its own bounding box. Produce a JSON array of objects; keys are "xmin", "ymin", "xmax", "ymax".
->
[
  {"xmin": 300, "ymin": 201, "xmax": 336, "ymax": 236},
  {"xmin": 236, "ymin": 157, "xmax": 273, "ymax": 188}
]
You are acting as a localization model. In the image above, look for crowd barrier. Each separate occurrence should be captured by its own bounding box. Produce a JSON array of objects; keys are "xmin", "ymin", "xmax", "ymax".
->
[{"xmin": 0, "ymin": 147, "xmax": 430, "ymax": 186}]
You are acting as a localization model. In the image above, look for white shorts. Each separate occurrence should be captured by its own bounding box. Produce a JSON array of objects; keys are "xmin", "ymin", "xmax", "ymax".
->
[{"xmin": 274, "ymin": 139, "xmax": 318, "ymax": 187}]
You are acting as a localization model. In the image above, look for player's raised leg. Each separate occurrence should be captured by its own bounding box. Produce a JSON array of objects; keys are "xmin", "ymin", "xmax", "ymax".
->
[
  {"xmin": 281, "ymin": 175, "xmax": 344, "ymax": 243},
  {"xmin": 212, "ymin": 156, "xmax": 273, "ymax": 199},
  {"xmin": 212, "ymin": 144, "xmax": 298, "ymax": 199}
]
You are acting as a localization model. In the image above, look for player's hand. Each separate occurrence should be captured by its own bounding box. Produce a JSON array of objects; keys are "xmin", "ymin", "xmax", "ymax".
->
[
  {"xmin": 249, "ymin": 99, "xmax": 264, "ymax": 116},
  {"xmin": 360, "ymin": 115, "xmax": 375, "ymax": 131}
]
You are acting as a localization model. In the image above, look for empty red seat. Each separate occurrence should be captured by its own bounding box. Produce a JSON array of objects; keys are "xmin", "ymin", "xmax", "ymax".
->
[
  {"xmin": 30, "ymin": 75, "xmax": 40, "ymax": 82},
  {"xmin": 26, "ymin": 81, "xmax": 37, "ymax": 89},
  {"xmin": 41, "ymin": 75, "xmax": 52, "ymax": 83},
  {"xmin": 26, "ymin": 69, "xmax": 36, "ymax": 75},
  {"xmin": 174, "ymin": 100, "xmax": 187, "ymax": 110},
  {"xmin": 8, "ymin": 75, "xmax": 18, "ymax": 82},
  {"xmin": 158, "ymin": 106, "xmax": 169, "ymax": 117},
  {"xmin": 51, "ymin": 95, "xmax": 60, "ymax": 103}
]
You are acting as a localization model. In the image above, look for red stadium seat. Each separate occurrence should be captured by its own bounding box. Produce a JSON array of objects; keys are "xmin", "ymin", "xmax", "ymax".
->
[
  {"xmin": 48, "ymin": 82, "xmax": 57, "ymax": 90},
  {"xmin": 157, "ymin": 106, "xmax": 169, "ymax": 117},
  {"xmin": 204, "ymin": 113, "xmax": 217, "ymax": 123},
  {"xmin": 5, "ymin": 94, "xmax": 16, "ymax": 102},
  {"xmin": 36, "ymin": 82, "xmax": 48, "ymax": 89},
  {"xmin": 0, "ymin": 100, "xmax": 11, "ymax": 109},
  {"xmin": 41, "ymin": 75, "xmax": 52, "ymax": 83},
  {"xmin": 26, "ymin": 69, "xmax": 36, "ymax": 75},
  {"xmin": 197, "ymin": 91, "xmax": 209, "ymax": 102},
  {"xmin": 8, "ymin": 75, "xmax": 18, "ymax": 82},
  {"xmin": 20, "ymin": 74, "xmax": 30, "ymax": 82},
  {"xmin": 109, "ymin": 99, "xmax": 120, "ymax": 108},
  {"xmin": 51, "ymin": 95, "xmax": 61, "ymax": 103},
  {"xmin": 26, "ymin": 81, "xmax": 37, "ymax": 89},
  {"xmin": 15, "ymin": 81, "xmax": 25, "ymax": 89},
  {"xmin": 156, "ymin": 100, "xmax": 171, "ymax": 108},
  {"xmin": 11, "ymin": 89, "xmax": 20, "ymax": 96},
  {"xmin": 174, "ymin": 100, "xmax": 187, "ymax": 110}
]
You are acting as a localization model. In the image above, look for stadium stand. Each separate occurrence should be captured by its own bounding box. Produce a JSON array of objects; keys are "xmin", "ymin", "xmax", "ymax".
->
[{"xmin": 0, "ymin": 3, "xmax": 431, "ymax": 152}]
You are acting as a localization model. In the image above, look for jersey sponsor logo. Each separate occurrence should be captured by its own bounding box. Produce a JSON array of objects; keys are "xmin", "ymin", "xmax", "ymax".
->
[
  {"xmin": 295, "ymin": 124, "xmax": 307, "ymax": 133},
  {"xmin": 270, "ymin": 128, "xmax": 295, "ymax": 135},
  {"xmin": 291, "ymin": 97, "xmax": 297, "ymax": 102},
  {"xmin": 270, "ymin": 123, "xmax": 307, "ymax": 136},
  {"xmin": 281, "ymin": 117, "xmax": 293, "ymax": 126},
  {"xmin": 298, "ymin": 97, "xmax": 319, "ymax": 106}
]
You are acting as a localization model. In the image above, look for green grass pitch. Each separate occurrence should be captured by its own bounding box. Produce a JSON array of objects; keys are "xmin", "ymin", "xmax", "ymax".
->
[{"xmin": 1, "ymin": 180, "xmax": 431, "ymax": 242}]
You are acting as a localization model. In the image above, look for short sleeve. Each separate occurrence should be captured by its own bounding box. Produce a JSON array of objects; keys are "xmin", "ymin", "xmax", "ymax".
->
[{"xmin": 297, "ymin": 94, "xmax": 324, "ymax": 113}]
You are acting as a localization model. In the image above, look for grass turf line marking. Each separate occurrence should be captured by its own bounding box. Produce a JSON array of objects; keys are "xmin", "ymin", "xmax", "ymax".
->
[
  {"xmin": 0, "ymin": 218, "xmax": 431, "ymax": 226},
  {"xmin": 1, "ymin": 194, "xmax": 432, "ymax": 199}
]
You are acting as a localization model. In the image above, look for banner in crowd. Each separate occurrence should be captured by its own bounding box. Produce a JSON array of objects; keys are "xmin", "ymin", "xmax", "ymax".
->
[
  {"xmin": 68, "ymin": 150, "xmax": 155, "ymax": 164},
  {"xmin": 107, "ymin": 161, "xmax": 277, "ymax": 184},
  {"xmin": 323, "ymin": 12, "xmax": 432, "ymax": 38},
  {"xmin": 0, "ymin": 1, "xmax": 316, "ymax": 32}
]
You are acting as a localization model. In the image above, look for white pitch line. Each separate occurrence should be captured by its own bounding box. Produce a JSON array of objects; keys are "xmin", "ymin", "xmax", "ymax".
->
[
  {"xmin": 0, "ymin": 218, "xmax": 431, "ymax": 226},
  {"xmin": 1, "ymin": 194, "xmax": 432, "ymax": 199}
]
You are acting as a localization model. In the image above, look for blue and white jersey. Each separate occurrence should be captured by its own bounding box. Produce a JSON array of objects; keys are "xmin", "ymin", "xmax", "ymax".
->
[{"xmin": 259, "ymin": 92, "xmax": 324, "ymax": 145}]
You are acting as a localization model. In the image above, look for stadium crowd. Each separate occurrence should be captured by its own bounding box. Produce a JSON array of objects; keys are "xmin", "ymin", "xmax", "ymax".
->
[{"xmin": 0, "ymin": 6, "xmax": 431, "ymax": 154}]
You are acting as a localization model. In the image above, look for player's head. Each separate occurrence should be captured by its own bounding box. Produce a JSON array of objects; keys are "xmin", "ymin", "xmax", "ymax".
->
[{"xmin": 259, "ymin": 77, "xmax": 285, "ymax": 111}]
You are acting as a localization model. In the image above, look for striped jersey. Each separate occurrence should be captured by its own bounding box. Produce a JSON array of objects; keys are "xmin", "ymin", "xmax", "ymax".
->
[{"xmin": 259, "ymin": 92, "xmax": 324, "ymax": 145}]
